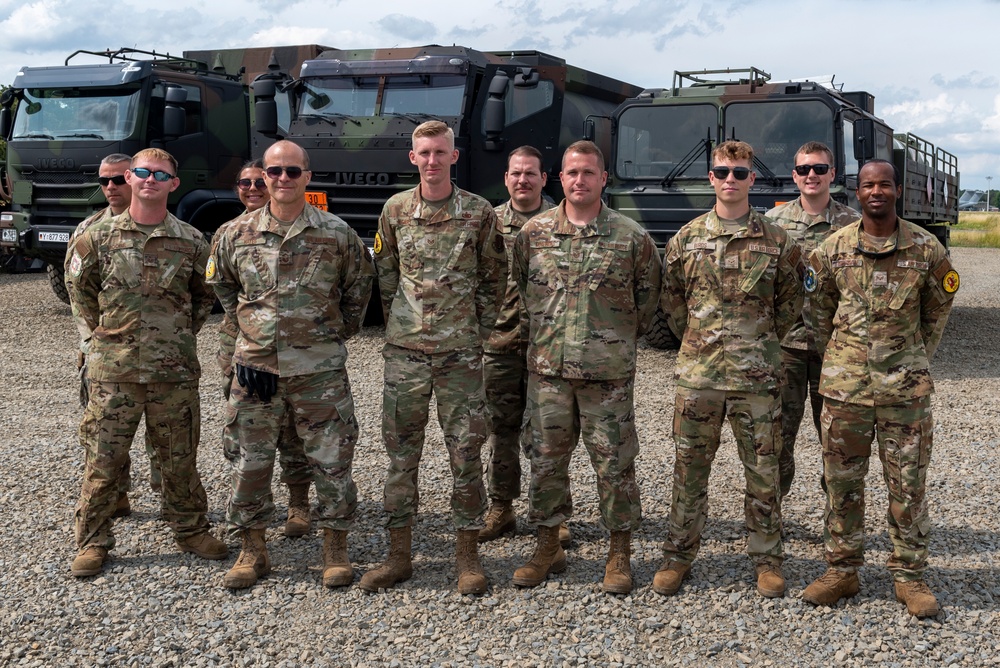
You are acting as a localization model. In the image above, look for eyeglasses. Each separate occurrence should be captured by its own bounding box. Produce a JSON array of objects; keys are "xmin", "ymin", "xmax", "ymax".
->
[
  {"xmin": 237, "ymin": 178, "xmax": 267, "ymax": 190},
  {"xmin": 710, "ymin": 166, "xmax": 751, "ymax": 180},
  {"xmin": 131, "ymin": 168, "xmax": 174, "ymax": 182},
  {"xmin": 264, "ymin": 166, "xmax": 305, "ymax": 179},
  {"xmin": 793, "ymin": 163, "xmax": 831, "ymax": 176},
  {"xmin": 98, "ymin": 175, "xmax": 127, "ymax": 186}
]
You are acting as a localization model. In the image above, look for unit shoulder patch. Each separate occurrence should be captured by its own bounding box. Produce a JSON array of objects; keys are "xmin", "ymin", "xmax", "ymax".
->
[{"xmin": 942, "ymin": 269, "xmax": 960, "ymax": 294}]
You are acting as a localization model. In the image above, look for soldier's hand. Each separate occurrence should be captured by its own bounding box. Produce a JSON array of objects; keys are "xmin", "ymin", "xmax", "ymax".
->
[
  {"xmin": 235, "ymin": 364, "xmax": 278, "ymax": 402},
  {"xmin": 78, "ymin": 356, "xmax": 89, "ymax": 409}
]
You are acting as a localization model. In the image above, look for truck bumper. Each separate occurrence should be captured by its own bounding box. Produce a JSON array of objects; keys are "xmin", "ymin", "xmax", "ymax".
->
[{"xmin": 0, "ymin": 211, "xmax": 74, "ymax": 260}]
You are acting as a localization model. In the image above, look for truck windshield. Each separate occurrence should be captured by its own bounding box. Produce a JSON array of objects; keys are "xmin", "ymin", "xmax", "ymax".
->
[
  {"xmin": 723, "ymin": 100, "xmax": 835, "ymax": 176},
  {"xmin": 12, "ymin": 86, "xmax": 141, "ymax": 140},
  {"xmin": 615, "ymin": 104, "xmax": 717, "ymax": 179},
  {"xmin": 297, "ymin": 74, "xmax": 466, "ymax": 119}
]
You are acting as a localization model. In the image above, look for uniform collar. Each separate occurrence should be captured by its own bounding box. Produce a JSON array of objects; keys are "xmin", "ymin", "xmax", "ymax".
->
[
  {"xmin": 705, "ymin": 208, "xmax": 767, "ymax": 239},
  {"xmin": 551, "ymin": 200, "xmax": 612, "ymax": 237}
]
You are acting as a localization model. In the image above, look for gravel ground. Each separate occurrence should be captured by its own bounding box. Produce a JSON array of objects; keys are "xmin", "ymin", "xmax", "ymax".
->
[{"xmin": 1, "ymin": 247, "xmax": 998, "ymax": 667}]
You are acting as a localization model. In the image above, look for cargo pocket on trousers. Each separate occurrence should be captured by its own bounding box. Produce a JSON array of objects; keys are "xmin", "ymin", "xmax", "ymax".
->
[{"xmin": 222, "ymin": 404, "xmax": 240, "ymax": 465}]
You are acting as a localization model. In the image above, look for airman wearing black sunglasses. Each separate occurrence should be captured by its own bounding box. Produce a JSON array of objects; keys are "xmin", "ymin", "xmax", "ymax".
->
[
  {"xmin": 766, "ymin": 142, "xmax": 859, "ymax": 502},
  {"xmin": 63, "ymin": 152, "xmax": 163, "ymax": 516},
  {"xmin": 656, "ymin": 140, "xmax": 804, "ymax": 600}
]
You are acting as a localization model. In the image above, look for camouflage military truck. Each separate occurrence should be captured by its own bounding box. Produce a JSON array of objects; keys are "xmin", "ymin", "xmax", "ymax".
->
[
  {"xmin": 0, "ymin": 45, "xmax": 328, "ymax": 303},
  {"xmin": 602, "ymin": 67, "xmax": 960, "ymax": 347},
  {"xmin": 249, "ymin": 44, "xmax": 643, "ymax": 244}
]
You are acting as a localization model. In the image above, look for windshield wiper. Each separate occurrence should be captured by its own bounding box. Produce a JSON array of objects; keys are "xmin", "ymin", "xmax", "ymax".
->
[
  {"xmin": 18, "ymin": 132, "xmax": 55, "ymax": 139},
  {"xmin": 303, "ymin": 113, "xmax": 361, "ymax": 128},
  {"xmin": 59, "ymin": 133, "xmax": 105, "ymax": 139},
  {"xmin": 385, "ymin": 112, "xmax": 435, "ymax": 125},
  {"xmin": 661, "ymin": 129, "xmax": 713, "ymax": 188}
]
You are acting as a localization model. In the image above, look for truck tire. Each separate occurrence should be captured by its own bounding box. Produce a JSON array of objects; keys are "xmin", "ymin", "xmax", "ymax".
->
[
  {"xmin": 644, "ymin": 308, "xmax": 679, "ymax": 349},
  {"xmin": 47, "ymin": 264, "xmax": 70, "ymax": 304}
]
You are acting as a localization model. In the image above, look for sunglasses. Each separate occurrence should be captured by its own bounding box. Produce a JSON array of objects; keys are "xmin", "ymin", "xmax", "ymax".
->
[
  {"xmin": 98, "ymin": 175, "xmax": 127, "ymax": 186},
  {"xmin": 238, "ymin": 178, "xmax": 267, "ymax": 190},
  {"xmin": 793, "ymin": 163, "xmax": 831, "ymax": 176},
  {"xmin": 131, "ymin": 168, "xmax": 174, "ymax": 182},
  {"xmin": 710, "ymin": 166, "xmax": 751, "ymax": 180},
  {"xmin": 264, "ymin": 166, "xmax": 305, "ymax": 179}
]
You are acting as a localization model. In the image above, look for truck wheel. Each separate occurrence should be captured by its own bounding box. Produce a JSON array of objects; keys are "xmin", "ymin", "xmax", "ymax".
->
[
  {"xmin": 47, "ymin": 264, "xmax": 70, "ymax": 304},
  {"xmin": 644, "ymin": 308, "xmax": 679, "ymax": 349}
]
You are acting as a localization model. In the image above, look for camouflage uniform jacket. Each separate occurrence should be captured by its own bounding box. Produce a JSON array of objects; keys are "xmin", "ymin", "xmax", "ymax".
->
[
  {"xmin": 65, "ymin": 211, "xmax": 214, "ymax": 383},
  {"xmin": 375, "ymin": 185, "xmax": 506, "ymax": 354},
  {"xmin": 484, "ymin": 198, "xmax": 555, "ymax": 355},
  {"xmin": 662, "ymin": 208, "xmax": 804, "ymax": 392},
  {"xmin": 767, "ymin": 197, "xmax": 858, "ymax": 351},
  {"xmin": 512, "ymin": 201, "xmax": 662, "ymax": 380},
  {"xmin": 208, "ymin": 204, "xmax": 374, "ymax": 377},
  {"xmin": 809, "ymin": 219, "xmax": 957, "ymax": 406},
  {"xmin": 64, "ymin": 206, "xmax": 114, "ymax": 353},
  {"xmin": 214, "ymin": 212, "xmax": 246, "ymax": 376}
]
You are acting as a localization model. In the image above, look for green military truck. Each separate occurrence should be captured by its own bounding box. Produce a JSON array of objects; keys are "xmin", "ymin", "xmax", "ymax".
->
[
  {"xmin": 602, "ymin": 67, "xmax": 960, "ymax": 347},
  {"xmin": 249, "ymin": 44, "xmax": 643, "ymax": 243},
  {"xmin": 0, "ymin": 45, "xmax": 327, "ymax": 303}
]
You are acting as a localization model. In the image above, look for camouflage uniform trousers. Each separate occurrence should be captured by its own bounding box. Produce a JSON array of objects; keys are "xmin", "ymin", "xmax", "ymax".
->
[
  {"xmin": 75, "ymin": 380, "xmax": 210, "ymax": 550},
  {"xmin": 779, "ymin": 346, "xmax": 824, "ymax": 498},
  {"xmin": 523, "ymin": 373, "xmax": 641, "ymax": 532},
  {"xmin": 223, "ymin": 369, "xmax": 359, "ymax": 533},
  {"xmin": 820, "ymin": 396, "xmax": 933, "ymax": 582},
  {"xmin": 223, "ymin": 372, "xmax": 311, "ymax": 487},
  {"xmin": 483, "ymin": 350, "xmax": 528, "ymax": 501},
  {"xmin": 663, "ymin": 386, "xmax": 783, "ymax": 566},
  {"xmin": 381, "ymin": 344, "xmax": 489, "ymax": 530}
]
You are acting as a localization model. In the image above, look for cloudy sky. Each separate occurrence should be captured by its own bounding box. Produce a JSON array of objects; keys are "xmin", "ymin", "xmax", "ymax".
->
[{"xmin": 1, "ymin": 0, "xmax": 997, "ymax": 190}]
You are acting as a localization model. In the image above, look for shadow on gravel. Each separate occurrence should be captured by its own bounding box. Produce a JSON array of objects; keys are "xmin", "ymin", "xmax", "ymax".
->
[{"xmin": 934, "ymin": 306, "xmax": 1000, "ymax": 380}]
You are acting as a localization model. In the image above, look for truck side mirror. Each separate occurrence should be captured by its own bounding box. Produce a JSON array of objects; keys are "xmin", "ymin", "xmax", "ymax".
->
[
  {"xmin": 253, "ymin": 78, "xmax": 278, "ymax": 137},
  {"xmin": 0, "ymin": 108, "xmax": 10, "ymax": 139},
  {"xmin": 853, "ymin": 118, "xmax": 875, "ymax": 161},
  {"xmin": 163, "ymin": 86, "xmax": 188, "ymax": 140},
  {"xmin": 513, "ymin": 68, "xmax": 539, "ymax": 87},
  {"xmin": 484, "ymin": 72, "xmax": 509, "ymax": 152},
  {"xmin": 583, "ymin": 118, "xmax": 596, "ymax": 142}
]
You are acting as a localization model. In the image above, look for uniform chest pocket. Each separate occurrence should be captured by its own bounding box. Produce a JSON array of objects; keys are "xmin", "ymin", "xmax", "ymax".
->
[
  {"xmin": 440, "ymin": 226, "xmax": 479, "ymax": 273},
  {"xmin": 887, "ymin": 269, "xmax": 921, "ymax": 310},
  {"xmin": 396, "ymin": 228, "xmax": 425, "ymax": 273},
  {"xmin": 234, "ymin": 241, "xmax": 275, "ymax": 299},
  {"xmin": 106, "ymin": 243, "xmax": 142, "ymax": 289},
  {"xmin": 300, "ymin": 238, "xmax": 340, "ymax": 295},
  {"xmin": 738, "ymin": 251, "xmax": 777, "ymax": 294},
  {"xmin": 588, "ymin": 240, "xmax": 630, "ymax": 291},
  {"xmin": 529, "ymin": 238, "xmax": 564, "ymax": 288},
  {"xmin": 155, "ymin": 243, "xmax": 195, "ymax": 289}
]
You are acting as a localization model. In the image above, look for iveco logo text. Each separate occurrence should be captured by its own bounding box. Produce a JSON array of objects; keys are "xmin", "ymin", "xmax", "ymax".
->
[
  {"xmin": 38, "ymin": 158, "xmax": 76, "ymax": 169},
  {"xmin": 332, "ymin": 172, "xmax": 390, "ymax": 185}
]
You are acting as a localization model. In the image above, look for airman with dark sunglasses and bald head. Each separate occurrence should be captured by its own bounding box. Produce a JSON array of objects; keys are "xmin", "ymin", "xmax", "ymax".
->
[
  {"xmin": 767, "ymin": 142, "xmax": 859, "ymax": 500},
  {"xmin": 655, "ymin": 140, "xmax": 804, "ymax": 599}
]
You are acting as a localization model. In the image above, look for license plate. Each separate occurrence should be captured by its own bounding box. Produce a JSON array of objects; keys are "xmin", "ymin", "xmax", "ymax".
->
[
  {"xmin": 306, "ymin": 191, "xmax": 328, "ymax": 211},
  {"xmin": 38, "ymin": 231, "xmax": 71, "ymax": 243},
  {"xmin": 1, "ymin": 228, "xmax": 16, "ymax": 243}
]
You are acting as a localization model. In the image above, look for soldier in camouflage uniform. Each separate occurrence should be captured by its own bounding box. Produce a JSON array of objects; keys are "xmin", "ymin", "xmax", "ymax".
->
[
  {"xmin": 511, "ymin": 141, "xmax": 661, "ymax": 595},
  {"xmin": 364, "ymin": 121, "xmax": 505, "ymax": 595},
  {"xmin": 655, "ymin": 141, "xmax": 804, "ymax": 599},
  {"xmin": 802, "ymin": 160, "xmax": 957, "ymax": 618},
  {"xmin": 215, "ymin": 159, "xmax": 314, "ymax": 539},
  {"xmin": 209, "ymin": 141, "xmax": 374, "ymax": 590},
  {"xmin": 65, "ymin": 148, "xmax": 227, "ymax": 577},
  {"xmin": 766, "ymin": 142, "xmax": 859, "ymax": 499},
  {"xmin": 480, "ymin": 146, "xmax": 569, "ymax": 545},
  {"xmin": 65, "ymin": 153, "xmax": 162, "ymax": 517}
]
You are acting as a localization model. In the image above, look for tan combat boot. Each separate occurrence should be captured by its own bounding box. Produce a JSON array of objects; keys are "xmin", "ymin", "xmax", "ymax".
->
[
  {"xmin": 71, "ymin": 546, "xmax": 109, "ymax": 577},
  {"xmin": 512, "ymin": 525, "xmax": 566, "ymax": 587},
  {"xmin": 322, "ymin": 529, "xmax": 353, "ymax": 587},
  {"xmin": 478, "ymin": 500, "xmax": 515, "ymax": 542},
  {"xmin": 223, "ymin": 529, "xmax": 270, "ymax": 589},
  {"xmin": 112, "ymin": 493, "xmax": 131, "ymax": 519},
  {"xmin": 359, "ymin": 527, "xmax": 413, "ymax": 592},
  {"xmin": 559, "ymin": 522, "xmax": 571, "ymax": 548},
  {"xmin": 603, "ymin": 531, "xmax": 632, "ymax": 595},
  {"xmin": 177, "ymin": 531, "xmax": 228, "ymax": 560},
  {"xmin": 652, "ymin": 559, "xmax": 691, "ymax": 596},
  {"xmin": 894, "ymin": 580, "xmax": 940, "ymax": 618},
  {"xmin": 802, "ymin": 568, "xmax": 860, "ymax": 606},
  {"xmin": 456, "ymin": 530, "xmax": 488, "ymax": 594},
  {"xmin": 755, "ymin": 563, "xmax": 786, "ymax": 598},
  {"xmin": 284, "ymin": 483, "xmax": 312, "ymax": 537}
]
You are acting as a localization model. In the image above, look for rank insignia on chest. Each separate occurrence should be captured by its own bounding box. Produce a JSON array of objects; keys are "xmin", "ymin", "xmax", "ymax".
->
[
  {"xmin": 279, "ymin": 251, "xmax": 292, "ymax": 266},
  {"xmin": 873, "ymin": 271, "xmax": 888, "ymax": 288},
  {"xmin": 723, "ymin": 254, "xmax": 739, "ymax": 269},
  {"xmin": 804, "ymin": 266, "xmax": 817, "ymax": 293},
  {"xmin": 205, "ymin": 256, "xmax": 216, "ymax": 280},
  {"xmin": 373, "ymin": 232, "xmax": 383, "ymax": 255},
  {"xmin": 143, "ymin": 253, "xmax": 158, "ymax": 267},
  {"xmin": 943, "ymin": 269, "xmax": 960, "ymax": 294}
]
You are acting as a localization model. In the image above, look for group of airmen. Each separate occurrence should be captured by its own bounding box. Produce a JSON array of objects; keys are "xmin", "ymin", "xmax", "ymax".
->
[{"xmin": 62, "ymin": 120, "xmax": 959, "ymax": 619}]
